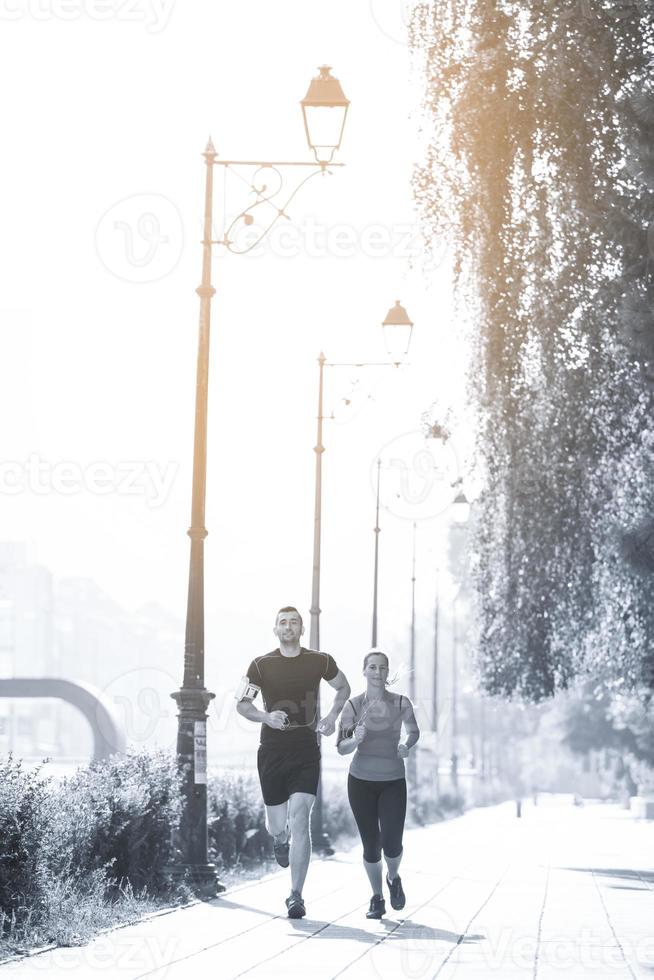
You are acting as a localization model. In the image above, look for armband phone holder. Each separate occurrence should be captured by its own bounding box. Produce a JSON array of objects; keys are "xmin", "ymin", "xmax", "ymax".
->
[{"xmin": 235, "ymin": 677, "xmax": 261, "ymax": 701}]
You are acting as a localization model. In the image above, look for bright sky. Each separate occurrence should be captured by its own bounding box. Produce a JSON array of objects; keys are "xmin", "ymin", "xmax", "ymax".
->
[{"xmin": 0, "ymin": 0, "xmax": 469, "ymax": 701}]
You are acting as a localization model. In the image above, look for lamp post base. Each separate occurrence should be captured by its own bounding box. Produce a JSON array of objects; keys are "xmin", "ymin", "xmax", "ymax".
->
[
  {"xmin": 165, "ymin": 862, "xmax": 225, "ymax": 898},
  {"xmin": 313, "ymin": 831, "xmax": 335, "ymax": 856},
  {"xmin": 450, "ymin": 752, "xmax": 459, "ymax": 793}
]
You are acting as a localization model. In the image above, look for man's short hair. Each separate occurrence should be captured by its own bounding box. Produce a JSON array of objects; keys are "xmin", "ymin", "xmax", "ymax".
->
[{"xmin": 276, "ymin": 606, "xmax": 303, "ymax": 627}]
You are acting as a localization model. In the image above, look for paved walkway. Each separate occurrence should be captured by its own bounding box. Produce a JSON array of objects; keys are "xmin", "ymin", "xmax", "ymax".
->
[{"xmin": 3, "ymin": 796, "xmax": 654, "ymax": 978}]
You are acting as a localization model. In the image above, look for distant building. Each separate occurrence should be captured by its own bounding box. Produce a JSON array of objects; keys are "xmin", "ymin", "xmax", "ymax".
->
[
  {"xmin": 0, "ymin": 543, "xmax": 312, "ymax": 770},
  {"xmin": 0, "ymin": 542, "xmax": 55, "ymax": 756},
  {"xmin": 0, "ymin": 543, "xmax": 186, "ymax": 761}
]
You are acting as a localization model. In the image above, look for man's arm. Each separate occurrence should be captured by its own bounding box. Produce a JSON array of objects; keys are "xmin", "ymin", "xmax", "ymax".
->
[
  {"xmin": 235, "ymin": 699, "xmax": 268, "ymax": 725},
  {"xmin": 234, "ymin": 670, "xmax": 288, "ymax": 730},
  {"xmin": 317, "ymin": 668, "xmax": 351, "ymax": 736},
  {"xmin": 236, "ymin": 698, "xmax": 289, "ymax": 730}
]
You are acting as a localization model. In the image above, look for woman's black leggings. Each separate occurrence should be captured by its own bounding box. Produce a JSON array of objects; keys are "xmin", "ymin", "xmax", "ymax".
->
[{"xmin": 347, "ymin": 773, "xmax": 407, "ymax": 863}]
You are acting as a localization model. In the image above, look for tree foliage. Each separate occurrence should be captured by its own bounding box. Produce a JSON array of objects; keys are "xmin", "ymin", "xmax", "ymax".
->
[{"xmin": 412, "ymin": 0, "xmax": 654, "ymax": 699}]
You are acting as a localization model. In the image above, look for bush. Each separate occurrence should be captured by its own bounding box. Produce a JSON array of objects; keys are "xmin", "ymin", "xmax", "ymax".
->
[
  {"xmin": 207, "ymin": 768, "xmax": 359, "ymax": 870},
  {"xmin": 50, "ymin": 750, "xmax": 183, "ymax": 893},
  {"xmin": 0, "ymin": 756, "xmax": 53, "ymax": 919},
  {"xmin": 321, "ymin": 773, "xmax": 357, "ymax": 842},
  {"xmin": 0, "ymin": 750, "xmax": 457, "ymax": 957},
  {"xmin": 0, "ymin": 750, "xmax": 184, "ymax": 957},
  {"xmin": 207, "ymin": 770, "xmax": 269, "ymax": 869},
  {"xmin": 206, "ymin": 766, "xmax": 455, "ymax": 871},
  {"xmin": 435, "ymin": 792, "xmax": 465, "ymax": 815}
]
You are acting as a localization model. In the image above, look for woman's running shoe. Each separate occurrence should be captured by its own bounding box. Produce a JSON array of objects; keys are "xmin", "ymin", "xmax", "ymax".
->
[
  {"xmin": 366, "ymin": 894, "xmax": 386, "ymax": 919},
  {"xmin": 285, "ymin": 890, "xmax": 306, "ymax": 919},
  {"xmin": 386, "ymin": 874, "xmax": 406, "ymax": 910}
]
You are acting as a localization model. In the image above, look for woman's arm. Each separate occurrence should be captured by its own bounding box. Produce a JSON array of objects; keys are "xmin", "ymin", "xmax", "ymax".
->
[
  {"xmin": 398, "ymin": 697, "xmax": 420, "ymax": 756},
  {"xmin": 338, "ymin": 724, "xmax": 366, "ymax": 755},
  {"xmin": 336, "ymin": 702, "xmax": 361, "ymax": 755}
]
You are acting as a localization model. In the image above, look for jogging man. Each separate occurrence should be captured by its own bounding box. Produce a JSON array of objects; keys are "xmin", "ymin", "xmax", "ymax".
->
[{"xmin": 236, "ymin": 606, "xmax": 351, "ymax": 918}]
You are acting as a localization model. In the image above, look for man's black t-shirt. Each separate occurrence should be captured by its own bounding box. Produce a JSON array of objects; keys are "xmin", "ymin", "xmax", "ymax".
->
[{"xmin": 245, "ymin": 647, "xmax": 339, "ymax": 747}]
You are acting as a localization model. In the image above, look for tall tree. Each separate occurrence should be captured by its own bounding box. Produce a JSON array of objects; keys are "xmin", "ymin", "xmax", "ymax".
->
[{"xmin": 411, "ymin": 0, "xmax": 654, "ymax": 699}]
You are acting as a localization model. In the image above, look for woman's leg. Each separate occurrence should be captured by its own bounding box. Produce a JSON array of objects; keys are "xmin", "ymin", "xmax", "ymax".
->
[
  {"xmin": 379, "ymin": 777, "xmax": 407, "ymax": 878},
  {"xmin": 348, "ymin": 774, "xmax": 384, "ymax": 894},
  {"xmin": 363, "ymin": 858, "xmax": 384, "ymax": 896},
  {"xmin": 385, "ymin": 850, "xmax": 403, "ymax": 880}
]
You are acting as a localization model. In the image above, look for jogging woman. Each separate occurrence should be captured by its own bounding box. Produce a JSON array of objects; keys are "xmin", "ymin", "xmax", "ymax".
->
[{"xmin": 337, "ymin": 650, "xmax": 420, "ymax": 919}]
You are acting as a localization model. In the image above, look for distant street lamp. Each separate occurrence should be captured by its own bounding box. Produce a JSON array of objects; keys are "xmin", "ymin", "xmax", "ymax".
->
[
  {"xmin": 432, "ymin": 566, "xmax": 440, "ymax": 798},
  {"xmin": 452, "ymin": 488, "xmax": 471, "ymax": 524},
  {"xmin": 371, "ymin": 459, "xmax": 382, "ymax": 648},
  {"xmin": 170, "ymin": 68, "xmax": 349, "ymax": 896},
  {"xmin": 369, "ymin": 300, "xmax": 415, "ymax": 647},
  {"xmin": 450, "ymin": 488, "xmax": 470, "ymax": 793},
  {"xmin": 309, "ymin": 301, "xmax": 415, "ymax": 851},
  {"xmin": 408, "ymin": 521, "xmax": 418, "ymax": 792},
  {"xmin": 381, "ymin": 300, "xmax": 414, "ymax": 363}
]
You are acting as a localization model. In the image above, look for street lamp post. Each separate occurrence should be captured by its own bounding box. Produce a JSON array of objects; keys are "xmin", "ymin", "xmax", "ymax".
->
[
  {"xmin": 309, "ymin": 352, "xmax": 326, "ymax": 652},
  {"xmin": 433, "ymin": 568, "xmax": 440, "ymax": 798},
  {"xmin": 309, "ymin": 301, "xmax": 414, "ymax": 851},
  {"xmin": 408, "ymin": 521, "xmax": 417, "ymax": 792},
  {"xmin": 480, "ymin": 696, "xmax": 486, "ymax": 784},
  {"xmin": 170, "ymin": 67, "xmax": 349, "ymax": 895},
  {"xmin": 169, "ymin": 139, "xmax": 220, "ymax": 896},
  {"xmin": 371, "ymin": 459, "xmax": 381, "ymax": 647},
  {"xmin": 309, "ymin": 352, "xmax": 332, "ymax": 855},
  {"xmin": 450, "ymin": 591, "xmax": 459, "ymax": 792},
  {"xmin": 367, "ymin": 298, "xmax": 415, "ymax": 650},
  {"xmin": 449, "ymin": 489, "xmax": 470, "ymax": 795}
]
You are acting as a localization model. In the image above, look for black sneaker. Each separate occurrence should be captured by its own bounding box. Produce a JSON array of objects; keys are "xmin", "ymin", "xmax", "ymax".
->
[
  {"xmin": 273, "ymin": 832, "xmax": 290, "ymax": 868},
  {"xmin": 286, "ymin": 890, "xmax": 306, "ymax": 919},
  {"xmin": 386, "ymin": 873, "xmax": 406, "ymax": 910},
  {"xmin": 366, "ymin": 894, "xmax": 386, "ymax": 919}
]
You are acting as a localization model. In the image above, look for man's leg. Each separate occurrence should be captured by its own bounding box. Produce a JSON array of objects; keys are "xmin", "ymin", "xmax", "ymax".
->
[
  {"xmin": 288, "ymin": 791, "xmax": 315, "ymax": 896},
  {"xmin": 258, "ymin": 745, "xmax": 289, "ymax": 842},
  {"xmin": 265, "ymin": 802, "xmax": 290, "ymax": 840}
]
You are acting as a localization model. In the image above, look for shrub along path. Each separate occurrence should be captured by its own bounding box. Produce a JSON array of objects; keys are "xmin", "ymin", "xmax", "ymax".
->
[{"xmin": 2, "ymin": 797, "xmax": 654, "ymax": 978}]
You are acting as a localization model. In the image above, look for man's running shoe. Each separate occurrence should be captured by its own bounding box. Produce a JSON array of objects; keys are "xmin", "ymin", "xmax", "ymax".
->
[
  {"xmin": 285, "ymin": 890, "xmax": 306, "ymax": 919},
  {"xmin": 366, "ymin": 894, "xmax": 386, "ymax": 919},
  {"xmin": 273, "ymin": 832, "xmax": 290, "ymax": 868},
  {"xmin": 386, "ymin": 874, "xmax": 406, "ymax": 910}
]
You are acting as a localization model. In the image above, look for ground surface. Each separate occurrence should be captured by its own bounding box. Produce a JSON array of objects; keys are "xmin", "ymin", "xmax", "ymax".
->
[{"xmin": 2, "ymin": 795, "xmax": 654, "ymax": 978}]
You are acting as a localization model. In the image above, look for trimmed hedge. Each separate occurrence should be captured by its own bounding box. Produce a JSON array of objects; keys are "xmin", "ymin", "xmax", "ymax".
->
[
  {"xmin": 0, "ymin": 751, "xmax": 182, "ymax": 954},
  {"xmin": 206, "ymin": 768, "xmax": 360, "ymax": 869},
  {"xmin": 50, "ymin": 751, "xmax": 183, "ymax": 893},
  {"xmin": 1, "ymin": 751, "xmax": 453, "ymax": 955}
]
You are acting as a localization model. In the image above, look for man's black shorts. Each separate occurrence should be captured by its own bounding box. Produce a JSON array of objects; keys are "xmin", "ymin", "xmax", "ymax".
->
[{"xmin": 257, "ymin": 740, "xmax": 320, "ymax": 806}]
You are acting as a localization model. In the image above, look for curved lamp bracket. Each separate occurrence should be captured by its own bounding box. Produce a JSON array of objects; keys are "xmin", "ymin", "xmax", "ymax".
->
[{"xmin": 215, "ymin": 163, "xmax": 330, "ymax": 256}]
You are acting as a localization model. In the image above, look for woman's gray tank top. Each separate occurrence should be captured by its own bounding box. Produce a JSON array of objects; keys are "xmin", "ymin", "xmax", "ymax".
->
[{"xmin": 347, "ymin": 691, "xmax": 406, "ymax": 781}]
